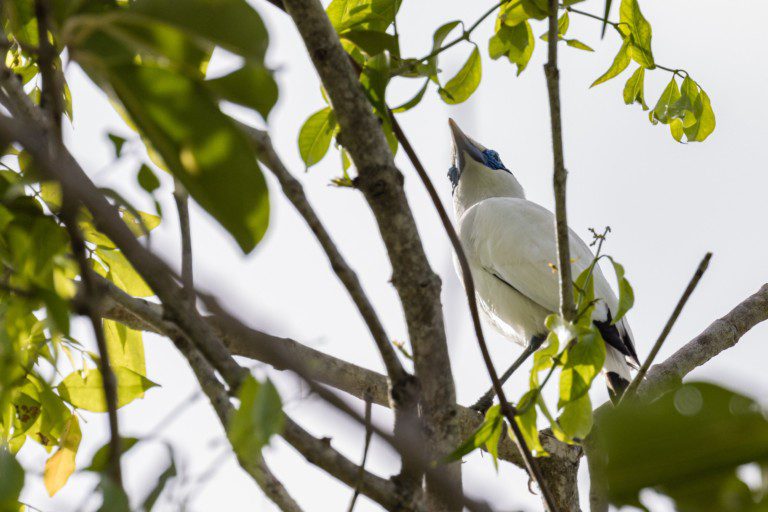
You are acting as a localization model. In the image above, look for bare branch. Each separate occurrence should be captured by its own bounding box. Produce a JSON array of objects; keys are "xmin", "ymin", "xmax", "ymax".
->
[
  {"xmin": 623, "ymin": 252, "xmax": 712, "ymax": 399},
  {"xmin": 545, "ymin": 0, "xmax": 576, "ymax": 322},
  {"xmin": 279, "ymin": 0, "xmax": 460, "ymax": 505},
  {"xmin": 639, "ymin": 282, "xmax": 768, "ymax": 400},
  {"xmin": 173, "ymin": 178, "xmax": 194, "ymax": 297},
  {"xmin": 238, "ymin": 124, "xmax": 419, "ymax": 430}
]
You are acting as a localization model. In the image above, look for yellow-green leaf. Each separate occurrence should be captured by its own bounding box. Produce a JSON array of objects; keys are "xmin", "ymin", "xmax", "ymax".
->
[
  {"xmin": 620, "ymin": 0, "xmax": 654, "ymax": 68},
  {"xmin": 622, "ymin": 66, "xmax": 647, "ymax": 110},
  {"xmin": 591, "ymin": 40, "xmax": 631, "ymax": 87},
  {"xmin": 514, "ymin": 391, "xmax": 546, "ymax": 456},
  {"xmin": 227, "ymin": 377, "xmax": 283, "ymax": 462},
  {"xmin": 298, "ymin": 107, "xmax": 337, "ymax": 169},
  {"xmin": 439, "ymin": 47, "xmax": 482, "ymax": 104},
  {"xmin": 96, "ymin": 247, "xmax": 153, "ymax": 298},
  {"xmin": 104, "ymin": 320, "xmax": 146, "ymax": 376},
  {"xmin": 559, "ymin": 393, "xmax": 593, "ymax": 440},
  {"xmin": 57, "ymin": 367, "xmax": 158, "ymax": 412},
  {"xmin": 44, "ymin": 414, "xmax": 81, "ymax": 496}
]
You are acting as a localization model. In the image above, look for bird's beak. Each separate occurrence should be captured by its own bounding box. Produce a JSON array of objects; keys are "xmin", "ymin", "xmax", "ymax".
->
[{"xmin": 449, "ymin": 118, "xmax": 485, "ymax": 169}]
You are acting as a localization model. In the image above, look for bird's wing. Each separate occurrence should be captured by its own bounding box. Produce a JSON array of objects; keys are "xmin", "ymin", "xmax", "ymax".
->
[{"xmin": 459, "ymin": 197, "xmax": 639, "ymax": 364}]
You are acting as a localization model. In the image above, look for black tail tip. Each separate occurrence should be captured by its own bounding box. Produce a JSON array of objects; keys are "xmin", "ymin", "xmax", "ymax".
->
[{"xmin": 606, "ymin": 372, "xmax": 630, "ymax": 405}]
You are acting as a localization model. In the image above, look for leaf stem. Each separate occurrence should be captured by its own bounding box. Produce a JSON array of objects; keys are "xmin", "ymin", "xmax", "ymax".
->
[
  {"xmin": 417, "ymin": 0, "xmax": 513, "ymax": 64},
  {"xmin": 564, "ymin": 5, "xmax": 688, "ymax": 79}
]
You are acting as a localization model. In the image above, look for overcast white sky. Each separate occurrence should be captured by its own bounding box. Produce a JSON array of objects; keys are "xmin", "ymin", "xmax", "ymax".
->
[{"xmin": 16, "ymin": 0, "xmax": 768, "ymax": 511}]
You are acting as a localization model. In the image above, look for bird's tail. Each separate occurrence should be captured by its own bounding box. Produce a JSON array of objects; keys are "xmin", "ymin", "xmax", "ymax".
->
[{"xmin": 604, "ymin": 345, "xmax": 631, "ymax": 404}]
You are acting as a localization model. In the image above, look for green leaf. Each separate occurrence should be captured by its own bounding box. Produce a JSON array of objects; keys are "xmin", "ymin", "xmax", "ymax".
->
[
  {"xmin": 565, "ymin": 39, "xmax": 594, "ymax": 52},
  {"xmin": 620, "ymin": 0, "xmax": 654, "ymax": 68},
  {"xmin": 622, "ymin": 66, "xmax": 647, "ymax": 110},
  {"xmin": 89, "ymin": 63, "xmax": 270, "ymax": 253},
  {"xmin": 99, "ymin": 475, "xmax": 130, "ymax": 512},
  {"xmin": 426, "ymin": 20, "xmax": 461, "ymax": 82},
  {"xmin": 44, "ymin": 414, "xmax": 81, "ymax": 496},
  {"xmin": 86, "ymin": 437, "xmax": 140, "ymax": 473},
  {"xmin": 0, "ymin": 448, "xmax": 24, "ymax": 507},
  {"xmin": 652, "ymin": 76, "xmax": 681, "ymax": 124},
  {"xmin": 438, "ymin": 46, "xmax": 482, "ymax": 104},
  {"xmin": 558, "ymin": 327, "xmax": 606, "ymax": 408},
  {"xmin": 498, "ymin": 0, "xmax": 548, "ymax": 27},
  {"xmin": 684, "ymin": 88, "xmax": 716, "ymax": 142},
  {"xmin": 340, "ymin": 29, "xmax": 399, "ymax": 56},
  {"xmin": 327, "ymin": 0, "xmax": 401, "ymax": 33},
  {"xmin": 298, "ymin": 107, "xmax": 337, "ymax": 169},
  {"xmin": 598, "ymin": 382, "xmax": 768, "ymax": 506},
  {"xmin": 609, "ymin": 258, "xmax": 634, "ymax": 323},
  {"xmin": 57, "ymin": 367, "xmax": 158, "ymax": 412},
  {"xmin": 514, "ymin": 390, "xmax": 546, "ymax": 456},
  {"xmin": 445, "ymin": 404, "xmax": 504, "ymax": 463},
  {"xmin": 205, "ymin": 63, "xmax": 278, "ymax": 120},
  {"xmin": 591, "ymin": 39, "xmax": 631, "ymax": 87},
  {"xmin": 391, "ymin": 80, "xmax": 429, "ymax": 113},
  {"xmin": 559, "ymin": 392, "xmax": 593, "ymax": 440},
  {"xmin": 103, "ymin": 319, "xmax": 146, "ymax": 376},
  {"xmin": 530, "ymin": 332, "xmax": 560, "ymax": 387},
  {"xmin": 489, "ymin": 21, "xmax": 535, "ymax": 76},
  {"xmin": 540, "ymin": 12, "xmax": 569, "ymax": 39},
  {"xmin": 96, "ymin": 247, "xmax": 153, "ymax": 298},
  {"xmin": 137, "ymin": 164, "xmax": 161, "ymax": 194},
  {"xmin": 131, "ymin": 0, "xmax": 269, "ymax": 62},
  {"xmin": 227, "ymin": 377, "xmax": 284, "ymax": 462}
]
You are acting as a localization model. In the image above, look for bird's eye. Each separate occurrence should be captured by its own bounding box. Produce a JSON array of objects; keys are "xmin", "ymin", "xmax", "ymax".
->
[{"xmin": 482, "ymin": 149, "xmax": 506, "ymax": 171}]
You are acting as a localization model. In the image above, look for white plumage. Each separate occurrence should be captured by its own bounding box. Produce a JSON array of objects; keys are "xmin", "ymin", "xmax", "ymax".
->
[{"xmin": 448, "ymin": 119, "xmax": 638, "ymax": 395}]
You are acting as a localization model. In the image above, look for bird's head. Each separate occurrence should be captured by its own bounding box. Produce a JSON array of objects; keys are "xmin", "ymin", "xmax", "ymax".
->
[
  {"xmin": 447, "ymin": 119, "xmax": 525, "ymax": 216},
  {"xmin": 448, "ymin": 118, "xmax": 511, "ymax": 191}
]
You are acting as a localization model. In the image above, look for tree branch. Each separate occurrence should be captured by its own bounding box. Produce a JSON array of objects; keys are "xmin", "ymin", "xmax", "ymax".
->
[
  {"xmin": 623, "ymin": 252, "xmax": 712, "ymax": 399},
  {"xmin": 237, "ymin": 123, "xmax": 420, "ymax": 440},
  {"xmin": 638, "ymin": 282, "xmax": 768, "ymax": 400},
  {"xmin": 60, "ymin": 199, "xmax": 123, "ymax": 487},
  {"xmin": 279, "ymin": 0, "xmax": 460, "ymax": 506},
  {"xmin": 545, "ymin": 0, "xmax": 576, "ymax": 322},
  {"xmin": 173, "ymin": 178, "xmax": 194, "ymax": 297}
]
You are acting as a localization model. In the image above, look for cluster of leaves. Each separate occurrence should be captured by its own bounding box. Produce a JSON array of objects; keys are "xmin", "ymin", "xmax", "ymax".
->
[
  {"xmin": 299, "ymin": 0, "xmax": 715, "ymax": 181},
  {"xmin": 590, "ymin": 0, "xmax": 715, "ymax": 142},
  {"xmin": 1, "ymin": 0, "xmax": 286, "ymax": 506},
  {"xmin": 449, "ymin": 233, "xmax": 635, "ymax": 465},
  {"xmin": 0, "ymin": 154, "xmax": 158, "ymax": 503},
  {"xmin": 599, "ymin": 382, "xmax": 768, "ymax": 511}
]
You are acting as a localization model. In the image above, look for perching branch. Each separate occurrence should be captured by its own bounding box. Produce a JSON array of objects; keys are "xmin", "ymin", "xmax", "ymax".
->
[
  {"xmin": 279, "ymin": 0, "xmax": 461, "ymax": 507},
  {"xmin": 546, "ymin": 0, "xmax": 576, "ymax": 322},
  {"xmin": 60, "ymin": 198, "xmax": 123, "ymax": 488},
  {"xmin": 622, "ymin": 252, "xmax": 712, "ymax": 399}
]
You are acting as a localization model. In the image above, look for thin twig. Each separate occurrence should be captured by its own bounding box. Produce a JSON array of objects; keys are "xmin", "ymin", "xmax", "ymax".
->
[
  {"xmin": 546, "ymin": 0, "xmax": 576, "ymax": 324},
  {"xmin": 347, "ymin": 396, "xmax": 373, "ymax": 512},
  {"xmin": 173, "ymin": 178, "xmax": 194, "ymax": 297},
  {"xmin": 621, "ymin": 252, "xmax": 712, "ymax": 400},
  {"xmin": 60, "ymin": 198, "xmax": 123, "ymax": 487}
]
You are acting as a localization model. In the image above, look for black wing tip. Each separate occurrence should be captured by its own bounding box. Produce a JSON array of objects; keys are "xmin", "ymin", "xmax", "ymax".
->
[{"xmin": 606, "ymin": 371, "xmax": 630, "ymax": 405}]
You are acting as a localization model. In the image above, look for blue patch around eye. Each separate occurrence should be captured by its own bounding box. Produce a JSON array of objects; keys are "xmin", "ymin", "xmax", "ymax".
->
[
  {"xmin": 482, "ymin": 149, "xmax": 507, "ymax": 170},
  {"xmin": 448, "ymin": 165, "xmax": 460, "ymax": 191}
]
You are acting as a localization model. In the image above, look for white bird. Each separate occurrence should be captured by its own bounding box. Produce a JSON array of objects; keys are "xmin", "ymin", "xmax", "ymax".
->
[{"xmin": 447, "ymin": 119, "xmax": 639, "ymax": 409}]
